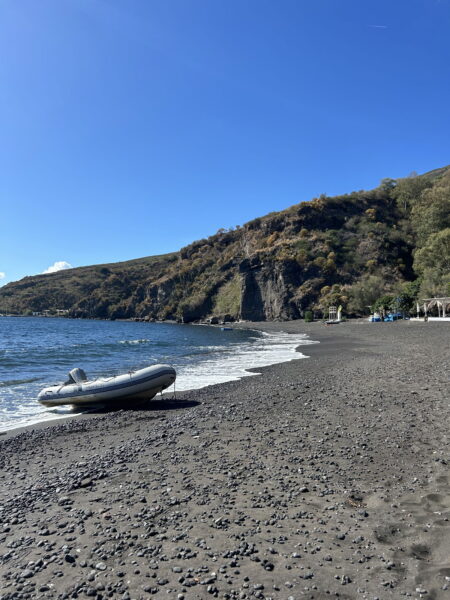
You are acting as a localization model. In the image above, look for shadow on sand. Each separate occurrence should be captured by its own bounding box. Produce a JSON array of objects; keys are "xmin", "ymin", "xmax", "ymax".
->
[{"xmin": 74, "ymin": 397, "xmax": 200, "ymax": 416}]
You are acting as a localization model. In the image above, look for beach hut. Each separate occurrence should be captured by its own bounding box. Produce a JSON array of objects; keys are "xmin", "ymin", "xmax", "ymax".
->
[{"xmin": 420, "ymin": 297, "xmax": 450, "ymax": 322}]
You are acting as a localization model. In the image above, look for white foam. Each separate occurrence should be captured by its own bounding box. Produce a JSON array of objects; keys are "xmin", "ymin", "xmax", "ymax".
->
[
  {"xmin": 0, "ymin": 401, "xmax": 81, "ymax": 432},
  {"xmin": 173, "ymin": 330, "xmax": 316, "ymax": 391}
]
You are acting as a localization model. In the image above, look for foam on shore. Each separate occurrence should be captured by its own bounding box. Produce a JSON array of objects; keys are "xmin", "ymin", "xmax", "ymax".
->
[{"xmin": 174, "ymin": 330, "xmax": 316, "ymax": 391}]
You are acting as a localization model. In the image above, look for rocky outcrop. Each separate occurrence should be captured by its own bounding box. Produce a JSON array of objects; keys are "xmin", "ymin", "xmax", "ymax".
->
[
  {"xmin": 239, "ymin": 257, "xmax": 303, "ymax": 321},
  {"xmin": 142, "ymin": 279, "xmax": 178, "ymax": 319}
]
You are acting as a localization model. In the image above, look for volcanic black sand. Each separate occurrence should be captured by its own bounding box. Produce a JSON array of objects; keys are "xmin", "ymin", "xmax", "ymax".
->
[{"xmin": 0, "ymin": 320, "xmax": 449, "ymax": 600}]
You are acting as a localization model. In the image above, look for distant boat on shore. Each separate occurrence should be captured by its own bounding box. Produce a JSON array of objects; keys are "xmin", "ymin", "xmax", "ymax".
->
[{"xmin": 38, "ymin": 364, "xmax": 176, "ymax": 408}]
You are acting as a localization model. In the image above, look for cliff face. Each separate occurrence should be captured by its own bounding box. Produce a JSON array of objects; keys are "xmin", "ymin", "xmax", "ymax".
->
[
  {"xmin": 239, "ymin": 257, "xmax": 301, "ymax": 321},
  {"xmin": 1, "ymin": 166, "xmax": 449, "ymax": 321}
]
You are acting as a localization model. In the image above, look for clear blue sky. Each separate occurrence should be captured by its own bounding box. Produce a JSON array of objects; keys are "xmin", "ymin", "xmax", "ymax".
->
[{"xmin": 1, "ymin": 0, "xmax": 449, "ymax": 285}]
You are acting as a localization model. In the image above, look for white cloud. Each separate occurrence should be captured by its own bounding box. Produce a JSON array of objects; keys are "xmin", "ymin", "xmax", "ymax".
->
[
  {"xmin": 42, "ymin": 261, "xmax": 73, "ymax": 274},
  {"xmin": 0, "ymin": 272, "xmax": 5, "ymax": 280}
]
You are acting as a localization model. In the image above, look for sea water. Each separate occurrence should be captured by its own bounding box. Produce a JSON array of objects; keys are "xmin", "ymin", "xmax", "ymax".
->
[{"xmin": 0, "ymin": 317, "xmax": 314, "ymax": 432}]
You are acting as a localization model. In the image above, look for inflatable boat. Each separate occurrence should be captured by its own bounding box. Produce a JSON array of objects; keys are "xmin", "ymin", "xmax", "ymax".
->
[{"xmin": 38, "ymin": 364, "xmax": 176, "ymax": 408}]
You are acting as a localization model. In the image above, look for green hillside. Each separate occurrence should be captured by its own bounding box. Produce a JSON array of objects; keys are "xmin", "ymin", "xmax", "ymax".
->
[
  {"xmin": 1, "ymin": 166, "xmax": 449, "ymax": 321},
  {"xmin": 0, "ymin": 254, "xmax": 176, "ymax": 318}
]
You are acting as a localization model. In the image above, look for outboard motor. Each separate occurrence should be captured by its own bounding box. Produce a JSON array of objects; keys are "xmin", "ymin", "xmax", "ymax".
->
[{"xmin": 67, "ymin": 368, "xmax": 88, "ymax": 384}]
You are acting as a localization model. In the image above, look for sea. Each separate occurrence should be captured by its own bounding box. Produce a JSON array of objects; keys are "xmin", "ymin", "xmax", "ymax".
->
[{"xmin": 0, "ymin": 317, "xmax": 314, "ymax": 432}]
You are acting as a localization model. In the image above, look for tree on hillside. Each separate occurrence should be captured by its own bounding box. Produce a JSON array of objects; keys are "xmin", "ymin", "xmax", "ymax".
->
[
  {"xmin": 395, "ymin": 280, "xmax": 421, "ymax": 314},
  {"xmin": 411, "ymin": 177, "xmax": 450, "ymax": 246},
  {"xmin": 380, "ymin": 178, "xmax": 397, "ymax": 193},
  {"xmin": 348, "ymin": 274, "xmax": 386, "ymax": 315},
  {"xmin": 392, "ymin": 175, "xmax": 432, "ymax": 213},
  {"xmin": 414, "ymin": 228, "xmax": 450, "ymax": 297}
]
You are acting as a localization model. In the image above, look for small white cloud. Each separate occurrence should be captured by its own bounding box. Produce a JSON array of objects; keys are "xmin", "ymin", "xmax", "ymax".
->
[
  {"xmin": 0, "ymin": 272, "xmax": 5, "ymax": 280},
  {"xmin": 369, "ymin": 24, "xmax": 388, "ymax": 29},
  {"xmin": 42, "ymin": 261, "xmax": 73, "ymax": 274}
]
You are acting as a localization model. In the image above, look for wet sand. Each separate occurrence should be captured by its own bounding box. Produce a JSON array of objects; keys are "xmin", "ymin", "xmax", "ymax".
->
[{"xmin": 0, "ymin": 320, "xmax": 449, "ymax": 600}]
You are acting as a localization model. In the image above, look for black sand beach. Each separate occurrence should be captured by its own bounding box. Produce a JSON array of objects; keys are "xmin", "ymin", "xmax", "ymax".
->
[{"xmin": 0, "ymin": 321, "xmax": 449, "ymax": 600}]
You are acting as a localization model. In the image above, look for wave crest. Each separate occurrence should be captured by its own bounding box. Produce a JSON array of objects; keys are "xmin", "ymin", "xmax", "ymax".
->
[{"xmin": 0, "ymin": 377, "xmax": 41, "ymax": 388}]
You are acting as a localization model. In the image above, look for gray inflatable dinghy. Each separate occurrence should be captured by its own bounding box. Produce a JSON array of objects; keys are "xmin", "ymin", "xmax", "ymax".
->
[{"xmin": 38, "ymin": 364, "xmax": 176, "ymax": 407}]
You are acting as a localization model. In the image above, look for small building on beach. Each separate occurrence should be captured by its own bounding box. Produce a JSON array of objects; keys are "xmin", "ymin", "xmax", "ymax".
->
[{"xmin": 420, "ymin": 297, "xmax": 450, "ymax": 321}]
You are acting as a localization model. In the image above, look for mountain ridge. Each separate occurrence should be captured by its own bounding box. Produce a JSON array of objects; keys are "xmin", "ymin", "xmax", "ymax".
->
[{"xmin": 1, "ymin": 165, "xmax": 449, "ymax": 320}]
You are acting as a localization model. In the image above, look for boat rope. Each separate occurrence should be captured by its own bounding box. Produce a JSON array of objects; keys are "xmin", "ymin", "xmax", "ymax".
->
[{"xmin": 160, "ymin": 380, "xmax": 176, "ymax": 400}]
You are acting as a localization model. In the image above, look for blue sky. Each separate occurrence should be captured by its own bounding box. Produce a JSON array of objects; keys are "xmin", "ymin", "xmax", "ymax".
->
[{"xmin": 1, "ymin": 0, "xmax": 449, "ymax": 285}]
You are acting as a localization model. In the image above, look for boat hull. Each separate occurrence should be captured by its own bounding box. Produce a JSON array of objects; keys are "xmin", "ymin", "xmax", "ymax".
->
[{"xmin": 38, "ymin": 365, "xmax": 176, "ymax": 408}]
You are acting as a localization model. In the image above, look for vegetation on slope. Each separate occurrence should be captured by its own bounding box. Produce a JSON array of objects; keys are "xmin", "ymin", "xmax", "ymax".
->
[
  {"xmin": 0, "ymin": 254, "xmax": 176, "ymax": 318},
  {"xmin": 1, "ymin": 166, "xmax": 449, "ymax": 321}
]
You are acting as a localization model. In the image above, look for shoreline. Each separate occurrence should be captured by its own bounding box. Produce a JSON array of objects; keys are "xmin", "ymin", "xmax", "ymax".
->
[
  {"xmin": 0, "ymin": 326, "xmax": 316, "ymax": 437},
  {"xmin": 0, "ymin": 320, "xmax": 449, "ymax": 599}
]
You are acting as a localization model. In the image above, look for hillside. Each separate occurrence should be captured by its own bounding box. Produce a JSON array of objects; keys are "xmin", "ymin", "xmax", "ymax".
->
[
  {"xmin": 0, "ymin": 254, "xmax": 177, "ymax": 319},
  {"xmin": 1, "ymin": 167, "xmax": 449, "ymax": 321}
]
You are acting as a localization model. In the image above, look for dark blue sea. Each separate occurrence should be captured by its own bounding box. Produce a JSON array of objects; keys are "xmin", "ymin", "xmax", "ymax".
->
[{"xmin": 0, "ymin": 317, "xmax": 313, "ymax": 432}]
